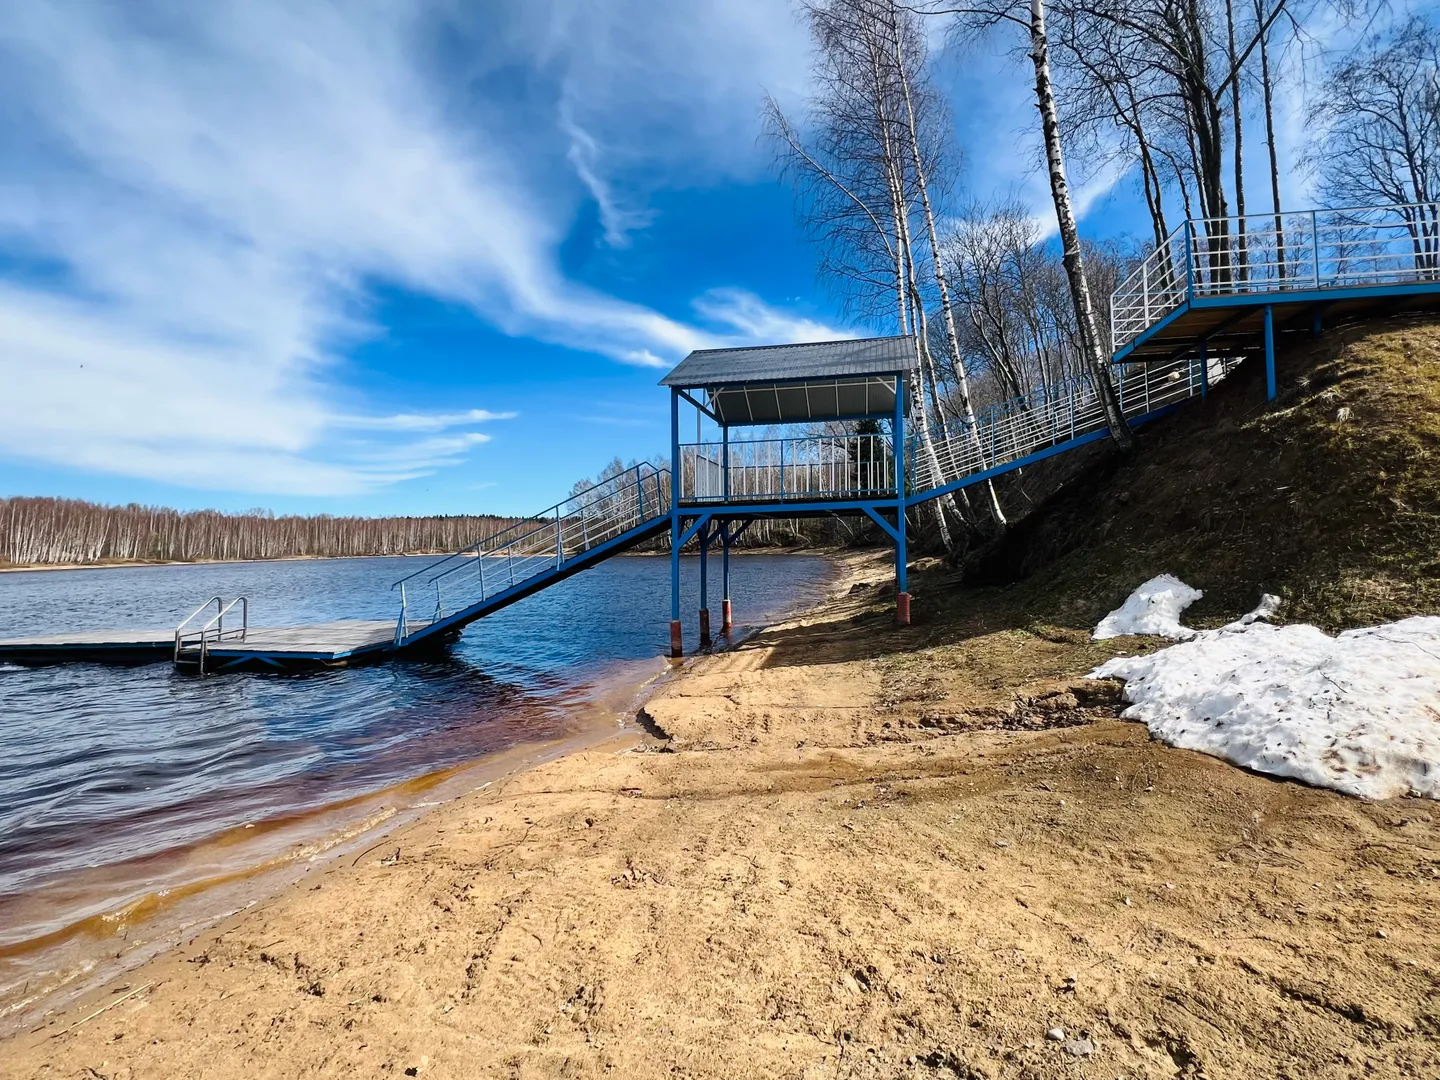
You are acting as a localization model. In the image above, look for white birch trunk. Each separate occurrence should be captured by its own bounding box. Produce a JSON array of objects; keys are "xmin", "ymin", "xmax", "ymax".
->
[
  {"xmin": 1028, "ymin": 0, "xmax": 1134, "ymax": 450},
  {"xmin": 888, "ymin": 4, "xmax": 1007, "ymax": 526}
]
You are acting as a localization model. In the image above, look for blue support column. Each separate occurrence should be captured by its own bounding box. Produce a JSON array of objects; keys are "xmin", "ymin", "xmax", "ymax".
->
[
  {"xmin": 669, "ymin": 388, "xmax": 683, "ymax": 657},
  {"xmin": 721, "ymin": 521, "xmax": 732, "ymax": 634},
  {"xmin": 721, "ymin": 420, "xmax": 731, "ymax": 635},
  {"xmin": 894, "ymin": 374, "xmax": 910, "ymax": 626},
  {"xmin": 1199, "ymin": 340, "xmax": 1209, "ymax": 398},
  {"xmin": 698, "ymin": 522, "xmax": 712, "ymax": 649},
  {"xmin": 1264, "ymin": 304, "xmax": 1277, "ymax": 401}
]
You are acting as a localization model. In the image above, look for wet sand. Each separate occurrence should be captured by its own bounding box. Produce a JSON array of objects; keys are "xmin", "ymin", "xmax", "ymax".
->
[
  {"xmin": 3, "ymin": 552, "xmax": 1438, "ymax": 1079},
  {"xmin": 0, "ymin": 655, "xmax": 668, "ymax": 1037}
]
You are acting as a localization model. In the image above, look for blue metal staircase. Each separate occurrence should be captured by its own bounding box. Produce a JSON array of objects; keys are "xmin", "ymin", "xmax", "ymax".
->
[{"xmin": 391, "ymin": 463, "xmax": 672, "ymax": 648}]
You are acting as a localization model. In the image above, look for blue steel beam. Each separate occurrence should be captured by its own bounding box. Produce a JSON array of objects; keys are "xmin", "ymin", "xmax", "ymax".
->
[
  {"xmin": 1114, "ymin": 279, "xmax": 1440, "ymax": 362},
  {"xmin": 861, "ymin": 506, "xmax": 902, "ymax": 544},
  {"xmin": 1264, "ymin": 305, "xmax": 1276, "ymax": 400},
  {"xmin": 676, "ymin": 513, "xmax": 714, "ymax": 550}
]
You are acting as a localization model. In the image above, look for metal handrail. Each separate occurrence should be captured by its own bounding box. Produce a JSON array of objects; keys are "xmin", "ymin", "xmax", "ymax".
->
[
  {"xmin": 1112, "ymin": 200, "xmax": 1440, "ymax": 350},
  {"xmin": 390, "ymin": 463, "xmax": 672, "ymax": 645},
  {"xmin": 174, "ymin": 595, "xmax": 248, "ymax": 674},
  {"xmin": 174, "ymin": 596, "xmax": 222, "ymax": 663},
  {"xmin": 679, "ymin": 433, "xmax": 894, "ymax": 503},
  {"xmin": 175, "ymin": 596, "xmax": 248, "ymax": 675},
  {"xmin": 906, "ymin": 354, "xmax": 1239, "ymax": 493},
  {"xmin": 391, "ymin": 462, "xmax": 667, "ymax": 591}
]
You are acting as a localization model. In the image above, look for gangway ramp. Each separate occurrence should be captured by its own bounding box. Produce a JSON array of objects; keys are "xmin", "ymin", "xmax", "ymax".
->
[{"xmin": 391, "ymin": 463, "xmax": 673, "ymax": 649}]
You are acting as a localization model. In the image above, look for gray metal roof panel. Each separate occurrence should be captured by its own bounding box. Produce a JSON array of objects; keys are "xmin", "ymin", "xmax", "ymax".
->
[{"xmin": 659, "ymin": 335, "xmax": 918, "ymax": 388}]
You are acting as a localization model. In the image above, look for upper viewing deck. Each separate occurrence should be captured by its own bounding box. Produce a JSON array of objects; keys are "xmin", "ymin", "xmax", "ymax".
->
[{"xmin": 1112, "ymin": 201, "xmax": 1440, "ymax": 363}]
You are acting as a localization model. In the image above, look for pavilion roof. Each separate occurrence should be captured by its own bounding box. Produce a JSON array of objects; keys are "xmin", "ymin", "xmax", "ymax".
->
[{"xmin": 659, "ymin": 336, "xmax": 917, "ymax": 425}]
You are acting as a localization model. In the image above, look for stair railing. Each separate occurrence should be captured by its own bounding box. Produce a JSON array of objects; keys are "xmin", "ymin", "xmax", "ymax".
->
[
  {"xmin": 390, "ymin": 462, "xmax": 671, "ymax": 643},
  {"xmin": 175, "ymin": 596, "xmax": 223, "ymax": 664},
  {"xmin": 175, "ymin": 596, "xmax": 248, "ymax": 674}
]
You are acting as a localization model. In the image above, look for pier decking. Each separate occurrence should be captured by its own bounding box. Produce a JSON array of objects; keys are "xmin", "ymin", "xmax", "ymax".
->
[{"xmin": 0, "ymin": 620, "xmax": 418, "ymax": 670}]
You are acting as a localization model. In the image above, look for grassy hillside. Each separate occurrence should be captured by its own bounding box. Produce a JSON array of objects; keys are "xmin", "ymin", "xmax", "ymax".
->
[{"xmin": 964, "ymin": 313, "xmax": 1440, "ymax": 631}]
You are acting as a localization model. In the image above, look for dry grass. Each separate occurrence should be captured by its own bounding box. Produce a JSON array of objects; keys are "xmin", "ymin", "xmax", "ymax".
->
[{"xmin": 963, "ymin": 314, "xmax": 1440, "ymax": 631}]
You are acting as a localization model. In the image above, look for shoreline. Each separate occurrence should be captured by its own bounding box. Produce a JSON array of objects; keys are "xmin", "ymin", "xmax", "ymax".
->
[
  {"xmin": 0, "ymin": 554, "xmax": 856, "ymax": 1037},
  {"xmin": 0, "ymin": 659, "xmax": 664, "ymax": 1036},
  {"xmin": 6, "ymin": 551, "xmax": 1435, "ymax": 1077},
  {"xmin": 0, "ymin": 545, "xmax": 858, "ymax": 575}
]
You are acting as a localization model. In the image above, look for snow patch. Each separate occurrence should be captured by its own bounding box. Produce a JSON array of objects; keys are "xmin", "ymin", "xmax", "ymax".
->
[
  {"xmin": 1092, "ymin": 574, "xmax": 1205, "ymax": 640},
  {"xmin": 1092, "ymin": 616, "xmax": 1440, "ymax": 800},
  {"xmin": 1221, "ymin": 593, "xmax": 1283, "ymax": 631}
]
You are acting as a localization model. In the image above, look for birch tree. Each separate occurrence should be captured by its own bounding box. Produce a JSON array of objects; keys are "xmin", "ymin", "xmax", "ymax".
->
[
  {"xmin": 768, "ymin": 0, "xmax": 1015, "ymax": 544},
  {"xmin": 914, "ymin": 0, "xmax": 1135, "ymax": 448}
]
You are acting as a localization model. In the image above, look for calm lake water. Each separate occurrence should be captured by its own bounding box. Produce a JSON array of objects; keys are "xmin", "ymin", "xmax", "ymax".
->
[{"xmin": 0, "ymin": 553, "xmax": 832, "ymax": 1015}]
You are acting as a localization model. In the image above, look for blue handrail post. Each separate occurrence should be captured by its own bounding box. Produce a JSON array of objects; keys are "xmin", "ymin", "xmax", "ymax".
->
[
  {"xmin": 893, "ymin": 373, "xmax": 910, "ymax": 626},
  {"xmin": 1264, "ymin": 304, "xmax": 1277, "ymax": 401},
  {"xmin": 1311, "ymin": 210, "xmax": 1321, "ymax": 287},
  {"xmin": 669, "ymin": 388, "xmax": 682, "ymax": 657},
  {"xmin": 722, "ymin": 423, "xmax": 730, "ymax": 501},
  {"xmin": 1199, "ymin": 340, "xmax": 1209, "ymax": 398}
]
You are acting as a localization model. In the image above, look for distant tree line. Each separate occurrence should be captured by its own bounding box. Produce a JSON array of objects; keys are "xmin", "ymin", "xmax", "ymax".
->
[
  {"xmin": 3, "ymin": 479, "xmax": 872, "ymax": 570},
  {"xmin": 1, "ymin": 496, "xmax": 525, "ymax": 567}
]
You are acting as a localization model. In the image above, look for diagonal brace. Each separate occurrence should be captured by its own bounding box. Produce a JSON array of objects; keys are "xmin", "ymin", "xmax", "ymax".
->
[
  {"xmin": 861, "ymin": 505, "xmax": 902, "ymax": 544},
  {"xmin": 677, "ymin": 513, "xmax": 714, "ymax": 551}
]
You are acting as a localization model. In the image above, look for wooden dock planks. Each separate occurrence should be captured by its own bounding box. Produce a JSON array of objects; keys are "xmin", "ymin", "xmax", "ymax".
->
[{"xmin": 0, "ymin": 620, "xmax": 410, "ymax": 668}]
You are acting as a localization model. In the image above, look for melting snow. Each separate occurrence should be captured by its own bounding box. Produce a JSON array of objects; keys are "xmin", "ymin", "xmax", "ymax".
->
[
  {"xmin": 1092, "ymin": 574, "xmax": 1205, "ymax": 640},
  {"xmin": 1091, "ymin": 580, "xmax": 1440, "ymax": 800}
]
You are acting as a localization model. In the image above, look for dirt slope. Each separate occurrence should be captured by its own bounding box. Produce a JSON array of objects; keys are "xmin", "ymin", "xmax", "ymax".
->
[{"xmin": 970, "ymin": 314, "xmax": 1440, "ymax": 630}]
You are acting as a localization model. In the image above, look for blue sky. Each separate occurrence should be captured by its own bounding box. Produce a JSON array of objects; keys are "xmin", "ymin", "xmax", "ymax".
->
[{"xmin": 0, "ymin": 0, "xmax": 1335, "ymax": 517}]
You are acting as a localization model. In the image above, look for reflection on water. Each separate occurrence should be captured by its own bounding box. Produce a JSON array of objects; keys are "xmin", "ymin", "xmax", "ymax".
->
[{"xmin": 0, "ymin": 553, "xmax": 832, "ymax": 1013}]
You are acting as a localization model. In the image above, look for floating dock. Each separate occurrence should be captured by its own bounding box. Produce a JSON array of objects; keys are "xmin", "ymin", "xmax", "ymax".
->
[{"xmin": 0, "ymin": 620, "xmax": 421, "ymax": 671}]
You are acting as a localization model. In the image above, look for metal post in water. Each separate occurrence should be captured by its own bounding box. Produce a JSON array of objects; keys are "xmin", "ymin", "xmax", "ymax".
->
[
  {"xmin": 721, "ymin": 521, "xmax": 732, "ymax": 634},
  {"xmin": 669, "ymin": 388, "xmax": 683, "ymax": 657}
]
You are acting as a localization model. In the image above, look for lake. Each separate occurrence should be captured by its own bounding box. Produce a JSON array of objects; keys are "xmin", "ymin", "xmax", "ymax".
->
[{"xmin": 0, "ymin": 552, "xmax": 833, "ymax": 1025}]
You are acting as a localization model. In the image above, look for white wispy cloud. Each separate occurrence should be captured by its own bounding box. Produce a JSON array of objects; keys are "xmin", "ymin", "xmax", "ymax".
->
[
  {"xmin": 693, "ymin": 287, "xmax": 856, "ymax": 345},
  {"xmin": 0, "ymin": 0, "xmax": 836, "ymax": 496},
  {"xmin": 333, "ymin": 409, "xmax": 517, "ymax": 432},
  {"xmin": 558, "ymin": 98, "xmax": 653, "ymax": 249}
]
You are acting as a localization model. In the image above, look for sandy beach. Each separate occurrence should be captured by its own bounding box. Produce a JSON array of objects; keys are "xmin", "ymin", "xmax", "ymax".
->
[{"xmin": 2, "ymin": 549, "xmax": 1436, "ymax": 1079}]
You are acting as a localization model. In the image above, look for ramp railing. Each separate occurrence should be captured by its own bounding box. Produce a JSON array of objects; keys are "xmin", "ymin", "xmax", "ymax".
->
[
  {"xmin": 908, "ymin": 354, "xmax": 1238, "ymax": 494},
  {"xmin": 391, "ymin": 462, "xmax": 671, "ymax": 642},
  {"xmin": 674, "ymin": 356, "xmax": 1237, "ymax": 505},
  {"xmin": 1112, "ymin": 200, "xmax": 1440, "ymax": 350}
]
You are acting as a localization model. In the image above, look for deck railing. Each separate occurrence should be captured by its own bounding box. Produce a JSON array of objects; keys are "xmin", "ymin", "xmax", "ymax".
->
[
  {"xmin": 679, "ymin": 433, "xmax": 895, "ymax": 503},
  {"xmin": 391, "ymin": 462, "xmax": 671, "ymax": 639},
  {"xmin": 676, "ymin": 355, "xmax": 1237, "ymax": 506},
  {"xmin": 1112, "ymin": 201, "xmax": 1440, "ymax": 350}
]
